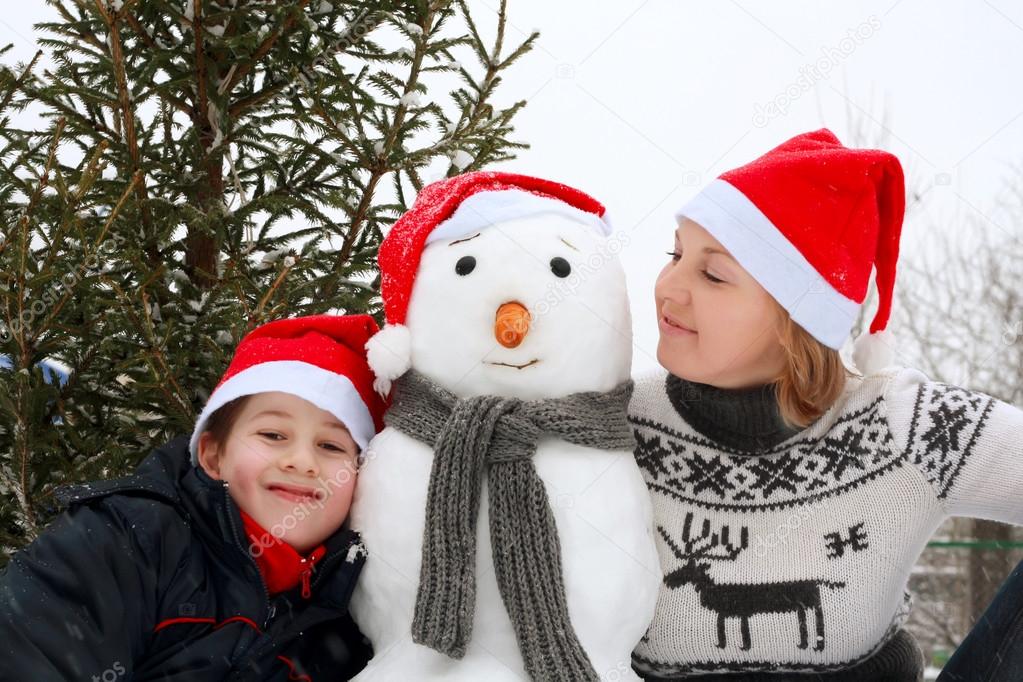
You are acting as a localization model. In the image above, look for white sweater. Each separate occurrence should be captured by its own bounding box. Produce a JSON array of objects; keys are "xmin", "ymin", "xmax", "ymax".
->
[{"xmin": 628, "ymin": 366, "xmax": 1023, "ymax": 677}]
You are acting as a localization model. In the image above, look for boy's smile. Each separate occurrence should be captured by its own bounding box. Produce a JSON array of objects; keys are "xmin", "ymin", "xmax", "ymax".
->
[{"xmin": 198, "ymin": 391, "xmax": 360, "ymax": 555}]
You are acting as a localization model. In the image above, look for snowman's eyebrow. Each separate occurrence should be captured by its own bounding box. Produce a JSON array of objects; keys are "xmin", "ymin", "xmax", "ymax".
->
[
  {"xmin": 448, "ymin": 233, "xmax": 481, "ymax": 246},
  {"xmin": 559, "ymin": 237, "xmax": 579, "ymax": 251}
]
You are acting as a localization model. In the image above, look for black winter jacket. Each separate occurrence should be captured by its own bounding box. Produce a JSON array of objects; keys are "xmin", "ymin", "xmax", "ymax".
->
[{"xmin": 0, "ymin": 435, "xmax": 371, "ymax": 681}]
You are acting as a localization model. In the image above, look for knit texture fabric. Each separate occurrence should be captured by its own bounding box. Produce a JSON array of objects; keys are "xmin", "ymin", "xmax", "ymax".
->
[
  {"xmin": 629, "ymin": 366, "xmax": 1023, "ymax": 679},
  {"xmin": 664, "ymin": 374, "xmax": 802, "ymax": 452},
  {"xmin": 384, "ymin": 369, "xmax": 636, "ymax": 682}
]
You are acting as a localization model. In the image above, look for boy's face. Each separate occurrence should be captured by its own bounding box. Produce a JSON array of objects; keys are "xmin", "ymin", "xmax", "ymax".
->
[
  {"xmin": 655, "ymin": 218, "xmax": 787, "ymax": 389},
  {"xmin": 197, "ymin": 391, "xmax": 359, "ymax": 555}
]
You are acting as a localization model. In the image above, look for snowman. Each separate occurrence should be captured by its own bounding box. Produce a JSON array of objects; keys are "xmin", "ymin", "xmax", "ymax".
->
[{"xmin": 349, "ymin": 172, "xmax": 659, "ymax": 681}]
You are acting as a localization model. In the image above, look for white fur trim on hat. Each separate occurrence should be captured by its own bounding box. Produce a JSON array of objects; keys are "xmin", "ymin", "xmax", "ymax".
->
[
  {"xmin": 424, "ymin": 188, "xmax": 611, "ymax": 245},
  {"xmin": 189, "ymin": 360, "xmax": 376, "ymax": 465},
  {"xmin": 676, "ymin": 178, "xmax": 860, "ymax": 350},
  {"xmin": 365, "ymin": 323, "xmax": 412, "ymax": 397}
]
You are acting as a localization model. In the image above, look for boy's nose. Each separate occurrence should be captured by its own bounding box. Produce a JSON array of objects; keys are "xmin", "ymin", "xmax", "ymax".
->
[{"xmin": 279, "ymin": 447, "xmax": 319, "ymax": 475}]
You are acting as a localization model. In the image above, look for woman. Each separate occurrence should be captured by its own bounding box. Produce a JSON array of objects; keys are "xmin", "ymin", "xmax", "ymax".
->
[{"xmin": 629, "ymin": 128, "xmax": 1023, "ymax": 681}]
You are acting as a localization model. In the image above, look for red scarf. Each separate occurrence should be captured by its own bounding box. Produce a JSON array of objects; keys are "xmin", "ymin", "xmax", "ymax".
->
[{"xmin": 239, "ymin": 509, "xmax": 327, "ymax": 599}]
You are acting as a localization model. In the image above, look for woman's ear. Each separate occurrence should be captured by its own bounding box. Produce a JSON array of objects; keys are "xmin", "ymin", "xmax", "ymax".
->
[{"xmin": 197, "ymin": 431, "xmax": 223, "ymax": 479}]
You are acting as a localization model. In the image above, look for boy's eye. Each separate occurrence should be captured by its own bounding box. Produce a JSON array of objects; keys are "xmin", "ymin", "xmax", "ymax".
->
[
  {"xmin": 259, "ymin": 432, "xmax": 284, "ymax": 441},
  {"xmin": 319, "ymin": 442, "xmax": 349, "ymax": 454}
]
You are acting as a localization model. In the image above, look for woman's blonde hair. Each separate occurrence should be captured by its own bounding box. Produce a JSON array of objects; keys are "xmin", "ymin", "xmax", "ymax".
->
[{"xmin": 770, "ymin": 300, "xmax": 858, "ymax": 429}]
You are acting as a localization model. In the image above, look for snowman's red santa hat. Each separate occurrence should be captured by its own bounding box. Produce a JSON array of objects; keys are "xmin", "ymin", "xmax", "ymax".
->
[
  {"xmin": 189, "ymin": 314, "xmax": 388, "ymax": 464},
  {"xmin": 676, "ymin": 128, "xmax": 906, "ymax": 374},
  {"xmin": 367, "ymin": 171, "xmax": 611, "ymax": 395}
]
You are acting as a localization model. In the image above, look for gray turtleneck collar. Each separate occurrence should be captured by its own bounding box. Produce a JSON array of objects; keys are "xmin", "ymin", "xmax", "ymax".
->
[{"xmin": 665, "ymin": 373, "xmax": 803, "ymax": 454}]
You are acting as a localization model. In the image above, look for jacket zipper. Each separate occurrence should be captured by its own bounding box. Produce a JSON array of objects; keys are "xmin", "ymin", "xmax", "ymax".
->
[
  {"xmin": 309, "ymin": 538, "xmax": 359, "ymax": 592},
  {"xmin": 300, "ymin": 556, "xmax": 313, "ymax": 599},
  {"xmin": 220, "ymin": 481, "xmax": 274, "ymax": 627}
]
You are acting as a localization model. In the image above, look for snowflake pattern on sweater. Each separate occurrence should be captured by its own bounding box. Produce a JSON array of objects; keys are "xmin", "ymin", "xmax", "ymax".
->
[{"xmin": 629, "ymin": 367, "xmax": 1023, "ymax": 677}]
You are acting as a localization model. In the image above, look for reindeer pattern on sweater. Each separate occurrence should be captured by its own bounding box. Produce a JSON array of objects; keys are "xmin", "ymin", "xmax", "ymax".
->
[{"xmin": 629, "ymin": 367, "xmax": 1023, "ymax": 676}]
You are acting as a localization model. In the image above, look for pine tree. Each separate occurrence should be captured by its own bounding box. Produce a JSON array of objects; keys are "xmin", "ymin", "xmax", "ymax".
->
[{"xmin": 0, "ymin": 0, "xmax": 536, "ymax": 565}]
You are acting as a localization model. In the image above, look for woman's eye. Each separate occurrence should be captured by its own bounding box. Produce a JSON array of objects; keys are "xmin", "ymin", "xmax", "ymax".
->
[
  {"xmin": 259, "ymin": 432, "xmax": 284, "ymax": 441},
  {"xmin": 666, "ymin": 251, "xmax": 681, "ymax": 262},
  {"xmin": 702, "ymin": 270, "xmax": 724, "ymax": 284},
  {"xmin": 455, "ymin": 255, "xmax": 476, "ymax": 276},
  {"xmin": 550, "ymin": 256, "xmax": 571, "ymax": 278}
]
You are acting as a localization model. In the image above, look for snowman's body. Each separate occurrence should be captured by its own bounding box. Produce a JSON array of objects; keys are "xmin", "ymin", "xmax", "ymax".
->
[
  {"xmin": 350, "ymin": 209, "xmax": 660, "ymax": 680},
  {"xmin": 351, "ymin": 430, "xmax": 656, "ymax": 680}
]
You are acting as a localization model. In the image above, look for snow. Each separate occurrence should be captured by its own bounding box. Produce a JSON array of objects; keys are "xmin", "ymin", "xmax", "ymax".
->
[
  {"xmin": 351, "ymin": 214, "xmax": 654, "ymax": 680},
  {"xmin": 206, "ymin": 101, "xmax": 224, "ymax": 150},
  {"xmin": 399, "ymin": 92, "xmax": 423, "ymax": 107},
  {"xmin": 168, "ymin": 269, "xmax": 190, "ymax": 285},
  {"xmin": 449, "ymin": 150, "xmax": 473, "ymax": 170},
  {"xmin": 260, "ymin": 247, "xmax": 289, "ymax": 264}
]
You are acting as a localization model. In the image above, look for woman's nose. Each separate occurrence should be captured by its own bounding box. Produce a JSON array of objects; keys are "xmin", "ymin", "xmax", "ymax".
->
[{"xmin": 659, "ymin": 265, "xmax": 694, "ymax": 304}]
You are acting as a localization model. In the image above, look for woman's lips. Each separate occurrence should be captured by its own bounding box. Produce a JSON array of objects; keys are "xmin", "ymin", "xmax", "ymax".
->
[
  {"xmin": 659, "ymin": 314, "xmax": 697, "ymax": 337},
  {"xmin": 267, "ymin": 483, "xmax": 321, "ymax": 503}
]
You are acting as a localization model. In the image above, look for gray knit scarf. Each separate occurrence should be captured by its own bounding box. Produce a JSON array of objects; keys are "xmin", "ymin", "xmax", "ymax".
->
[{"xmin": 384, "ymin": 369, "xmax": 635, "ymax": 682}]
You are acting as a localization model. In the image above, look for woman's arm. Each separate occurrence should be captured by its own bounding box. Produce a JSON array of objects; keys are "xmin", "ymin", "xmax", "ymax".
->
[{"xmin": 886, "ymin": 367, "xmax": 1023, "ymax": 524}]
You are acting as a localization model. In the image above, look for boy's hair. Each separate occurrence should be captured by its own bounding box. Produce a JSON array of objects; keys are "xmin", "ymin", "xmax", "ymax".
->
[
  {"xmin": 202, "ymin": 395, "xmax": 254, "ymax": 448},
  {"xmin": 771, "ymin": 302, "xmax": 857, "ymax": 429},
  {"xmin": 201, "ymin": 394, "xmax": 364, "ymax": 461}
]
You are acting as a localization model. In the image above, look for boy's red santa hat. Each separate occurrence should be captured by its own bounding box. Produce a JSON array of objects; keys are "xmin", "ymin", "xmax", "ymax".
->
[
  {"xmin": 190, "ymin": 314, "xmax": 388, "ymax": 464},
  {"xmin": 366, "ymin": 171, "xmax": 612, "ymax": 395},
  {"xmin": 675, "ymin": 128, "xmax": 906, "ymax": 374}
]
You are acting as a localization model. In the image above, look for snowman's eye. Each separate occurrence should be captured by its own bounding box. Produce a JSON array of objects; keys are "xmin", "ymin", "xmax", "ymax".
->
[
  {"xmin": 455, "ymin": 255, "xmax": 476, "ymax": 276},
  {"xmin": 550, "ymin": 256, "xmax": 571, "ymax": 278}
]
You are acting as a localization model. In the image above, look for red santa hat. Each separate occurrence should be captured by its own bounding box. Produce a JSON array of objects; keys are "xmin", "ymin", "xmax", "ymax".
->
[
  {"xmin": 189, "ymin": 314, "xmax": 388, "ymax": 464},
  {"xmin": 366, "ymin": 171, "xmax": 611, "ymax": 395},
  {"xmin": 675, "ymin": 128, "xmax": 905, "ymax": 373}
]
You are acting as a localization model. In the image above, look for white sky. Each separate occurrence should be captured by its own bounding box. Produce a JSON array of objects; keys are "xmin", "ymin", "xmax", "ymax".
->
[{"xmin": 4, "ymin": 0, "xmax": 1023, "ymax": 376}]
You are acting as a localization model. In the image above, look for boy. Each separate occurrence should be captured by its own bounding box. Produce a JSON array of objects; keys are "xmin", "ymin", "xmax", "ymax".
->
[{"xmin": 0, "ymin": 314, "xmax": 387, "ymax": 681}]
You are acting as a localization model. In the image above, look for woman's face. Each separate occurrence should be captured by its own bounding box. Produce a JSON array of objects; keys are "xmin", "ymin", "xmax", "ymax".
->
[
  {"xmin": 654, "ymin": 218, "xmax": 787, "ymax": 388},
  {"xmin": 197, "ymin": 392, "xmax": 360, "ymax": 555}
]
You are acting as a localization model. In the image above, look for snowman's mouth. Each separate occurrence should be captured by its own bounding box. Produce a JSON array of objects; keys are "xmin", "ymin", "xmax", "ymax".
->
[{"xmin": 486, "ymin": 359, "xmax": 540, "ymax": 370}]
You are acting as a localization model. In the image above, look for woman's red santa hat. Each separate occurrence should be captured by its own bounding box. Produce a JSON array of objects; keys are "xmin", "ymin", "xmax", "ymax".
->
[
  {"xmin": 675, "ymin": 128, "xmax": 906, "ymax": 374},
  {"xmin": 366, "ymin": 171, "xmax": 612, "ymax": 395},
  {"xmin": 189, "ymin": 314, "xmax": 388, "ymax": 464}
]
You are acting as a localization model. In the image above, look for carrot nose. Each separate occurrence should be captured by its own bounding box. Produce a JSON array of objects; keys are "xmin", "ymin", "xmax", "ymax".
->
[{"xmin": 495, "ymin": 301, "xmax": 531, "ymax": 348}]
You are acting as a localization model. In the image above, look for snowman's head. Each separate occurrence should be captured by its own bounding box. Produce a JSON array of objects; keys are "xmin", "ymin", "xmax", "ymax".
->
[{"xmin": 402, "ymin": 213, "xmax": 632, "ymax": 400}]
